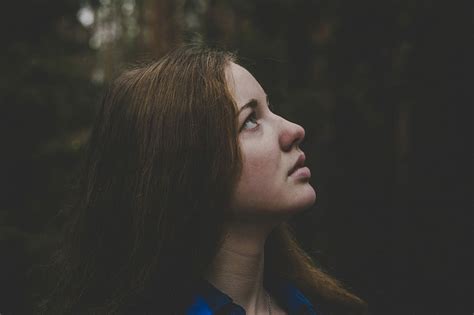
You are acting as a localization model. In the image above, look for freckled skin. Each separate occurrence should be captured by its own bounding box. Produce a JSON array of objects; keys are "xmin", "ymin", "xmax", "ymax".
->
[{"xmin": 226, "ymin": 62, "xmax": 316, "ymax": 220}]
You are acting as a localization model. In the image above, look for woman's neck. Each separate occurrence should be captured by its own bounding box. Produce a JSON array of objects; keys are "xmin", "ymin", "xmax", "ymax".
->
[{"xmin": 204, "ymin": 221, "xmax": 274, "ymax": 314}]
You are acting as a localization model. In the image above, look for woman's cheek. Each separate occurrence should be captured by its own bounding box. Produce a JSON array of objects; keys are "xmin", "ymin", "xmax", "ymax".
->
[{"xmin": 241, "ymin": 139, "xmax": 279, "ymax": 173}]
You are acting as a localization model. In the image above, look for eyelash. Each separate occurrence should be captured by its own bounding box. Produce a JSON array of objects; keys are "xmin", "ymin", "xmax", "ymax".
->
[{"xmin": 239, "ymin": 101, "xmax": 276, "ymax": 132}]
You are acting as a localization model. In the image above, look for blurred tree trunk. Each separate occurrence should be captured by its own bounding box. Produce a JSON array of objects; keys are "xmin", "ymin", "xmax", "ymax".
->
[{"xmin": 142, "ymin": 0, "xmax": 184, "ymax": 58}]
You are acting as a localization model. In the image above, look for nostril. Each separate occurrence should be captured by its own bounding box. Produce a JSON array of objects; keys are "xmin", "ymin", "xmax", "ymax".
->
[
  {"xmin": 292, "ymin": 132, "xmax": 305, "ymax": 150},
  {"xmin": 297, "ymin": 136, "xmax": 306, "ymax": 149}
]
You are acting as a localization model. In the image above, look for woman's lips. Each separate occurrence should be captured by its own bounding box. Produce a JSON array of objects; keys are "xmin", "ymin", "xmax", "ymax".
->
[{"xmin": 288, "ymin": 166, "xmax": 311, "ymax": 178}]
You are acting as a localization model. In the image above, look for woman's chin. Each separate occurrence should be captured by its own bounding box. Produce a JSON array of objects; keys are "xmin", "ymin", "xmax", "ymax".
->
[{"xmin": 289, "ymin": 183, "xmax": 317, "ymax": 212}]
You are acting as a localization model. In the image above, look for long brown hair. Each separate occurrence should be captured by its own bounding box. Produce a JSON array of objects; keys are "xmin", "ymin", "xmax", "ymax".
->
[{"xmin": 41, "ymin": 45, "xmax": 366, "ymax": 314}]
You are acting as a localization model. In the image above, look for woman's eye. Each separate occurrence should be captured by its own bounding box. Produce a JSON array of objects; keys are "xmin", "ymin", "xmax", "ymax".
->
[{"xmin": 242, "ymin": 112, "xmax": 259, "ymax": 130}]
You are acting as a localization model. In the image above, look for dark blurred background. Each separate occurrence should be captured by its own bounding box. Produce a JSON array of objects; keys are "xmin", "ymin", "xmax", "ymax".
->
[{"xmin": 0, "ymin": 0, "xmax": 471, "ymax": 314}]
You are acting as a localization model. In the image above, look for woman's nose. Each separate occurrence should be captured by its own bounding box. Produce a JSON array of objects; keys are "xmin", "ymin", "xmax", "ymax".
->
[{"xmin": 278, "ymin": 116, "xmax": 305, "ymax": 152}]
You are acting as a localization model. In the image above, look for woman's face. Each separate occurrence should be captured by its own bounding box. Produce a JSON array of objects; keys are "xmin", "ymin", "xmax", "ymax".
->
[{"xmin": 226, "ymin": 62, "xmax": 316, "ymax": 220}]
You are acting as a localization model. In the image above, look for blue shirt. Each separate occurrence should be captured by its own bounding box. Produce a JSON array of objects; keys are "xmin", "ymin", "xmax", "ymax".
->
[{"xmin": 185, "ymin": 277, "xmax": 320, "ymax": 315}]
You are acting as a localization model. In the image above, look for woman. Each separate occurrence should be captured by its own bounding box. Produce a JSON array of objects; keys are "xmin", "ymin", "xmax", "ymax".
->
[{"xmin": 42, "ymin": 45, "xmax": 367, "ymax": 314}]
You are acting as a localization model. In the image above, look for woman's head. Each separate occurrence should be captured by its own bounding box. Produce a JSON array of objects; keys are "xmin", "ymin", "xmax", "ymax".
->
[
  {"xmin": 82, "ymin": 45, "xmax": 314, "ymax": 251},
  {"xmin": 43, "ymin": 45, "xmax": 364, "ymax": 314}
]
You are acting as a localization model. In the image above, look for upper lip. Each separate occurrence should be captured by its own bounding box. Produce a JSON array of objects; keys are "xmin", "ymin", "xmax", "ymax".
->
[{"xmin": 288, "ymin": 153, "xmax": 306, "ymax": 175}]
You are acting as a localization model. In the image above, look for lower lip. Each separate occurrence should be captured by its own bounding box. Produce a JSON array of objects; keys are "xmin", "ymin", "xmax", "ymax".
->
[{"xmin": 289, "ymin": 166, "xmax": 311, "ymax": 178}]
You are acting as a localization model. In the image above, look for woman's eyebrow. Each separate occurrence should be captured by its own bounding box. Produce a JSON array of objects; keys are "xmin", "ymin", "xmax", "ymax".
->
[
  {"xmin": 237, "ymin": 95, "xmax": 269, "ymax": 116},
  {"xmin": 237, "ymin": 99, "xmax": 258, "ymax": 116}
]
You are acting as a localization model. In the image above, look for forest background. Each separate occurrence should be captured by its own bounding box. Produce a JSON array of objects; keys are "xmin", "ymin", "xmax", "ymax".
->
[{"xmin": 0, "ymin": 0, "xmax": 471, "ymax": 314}]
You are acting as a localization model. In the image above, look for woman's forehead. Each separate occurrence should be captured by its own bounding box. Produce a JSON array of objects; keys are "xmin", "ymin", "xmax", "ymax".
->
[{"xmin": 225, "ymin": 62, "xmax": 266, "ymax": 109}]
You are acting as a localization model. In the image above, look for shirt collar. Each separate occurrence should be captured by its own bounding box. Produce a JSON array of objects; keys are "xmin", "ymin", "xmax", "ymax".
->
[{"xmin": 185, "ymin": 276, "xmax": 319, "ymax": 315}]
